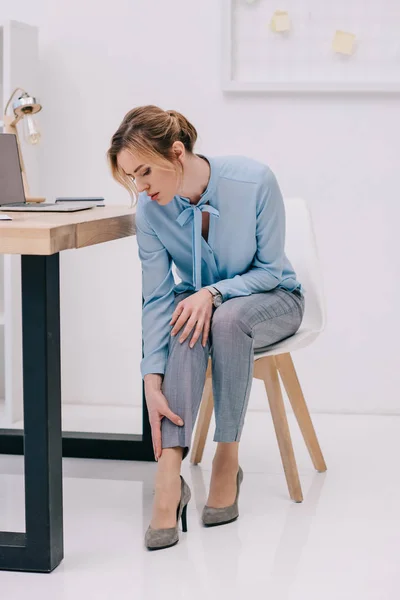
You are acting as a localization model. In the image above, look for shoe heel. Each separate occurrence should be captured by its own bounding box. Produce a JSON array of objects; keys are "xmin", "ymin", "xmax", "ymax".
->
[{"xmin": 181, "ymin": 504, "xmax": 188, "ymax": 533}]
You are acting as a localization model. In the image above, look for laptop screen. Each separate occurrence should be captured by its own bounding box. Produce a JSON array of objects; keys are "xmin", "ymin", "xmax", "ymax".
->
[{"xmin": 0, "ymin": 134, "xmax": 25, "ymax": 206}]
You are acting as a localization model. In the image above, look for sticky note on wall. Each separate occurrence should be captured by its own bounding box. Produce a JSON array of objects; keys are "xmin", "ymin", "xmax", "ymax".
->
[
  {"xmin": 270, "ymin": 10, "xmax": 291, "ymax": 33},
  {"xmin": 332, "ymin": 30, "xmax": 356, "ymax": 55}
]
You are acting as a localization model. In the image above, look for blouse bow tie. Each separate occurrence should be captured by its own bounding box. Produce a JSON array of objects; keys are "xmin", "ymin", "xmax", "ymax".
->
[{"xmin": 176, "ymin": 204, "xmax": 220, "ymax": 291}]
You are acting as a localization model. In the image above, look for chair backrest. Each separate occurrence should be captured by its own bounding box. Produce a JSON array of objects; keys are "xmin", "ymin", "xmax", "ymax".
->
[{"xmin": 283, "ymin": 197, "xmax": 326, "ymax": 332}]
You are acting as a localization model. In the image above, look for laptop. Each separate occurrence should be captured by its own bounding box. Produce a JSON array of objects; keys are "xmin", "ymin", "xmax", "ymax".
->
[{"xmin": 0, "ymin": 133, "xmax": 95, "ymax": 212}]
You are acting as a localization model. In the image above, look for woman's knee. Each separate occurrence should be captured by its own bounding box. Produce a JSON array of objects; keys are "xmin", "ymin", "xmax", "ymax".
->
[{"xmin": 211, "ymin": 299, "xmax": 252, "ymax": 338}]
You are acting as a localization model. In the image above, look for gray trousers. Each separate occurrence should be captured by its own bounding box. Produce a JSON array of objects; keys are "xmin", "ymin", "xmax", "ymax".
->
[{"xmin": 161, "ymin": 287, "xmax": 305, "ymax": 460}]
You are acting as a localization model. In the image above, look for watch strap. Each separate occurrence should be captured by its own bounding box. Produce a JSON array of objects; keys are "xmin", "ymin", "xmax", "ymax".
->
[{"xmin": 205, "ymin": 285, "xmax": 221, "ymax": 297}]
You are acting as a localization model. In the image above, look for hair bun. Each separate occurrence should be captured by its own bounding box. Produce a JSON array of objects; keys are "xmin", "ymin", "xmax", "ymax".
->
[{"xmin": 166, "ymin": 109, "xmax": 197, "ymax": 150}]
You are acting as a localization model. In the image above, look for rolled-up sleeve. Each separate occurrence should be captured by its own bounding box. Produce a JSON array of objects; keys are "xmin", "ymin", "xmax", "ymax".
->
[{"xmin": 136, "ymin": 208, "xmax": 175, "ymax": 378}]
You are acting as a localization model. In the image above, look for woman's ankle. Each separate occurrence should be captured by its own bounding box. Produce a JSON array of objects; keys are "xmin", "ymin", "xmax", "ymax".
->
[
  {"xmin": 212, "ymin": 442, "xmax": 239, "ymax": 469},
  {"xmin": 155, "ymin": 447, "xmax": 183, "ymax": 481}
]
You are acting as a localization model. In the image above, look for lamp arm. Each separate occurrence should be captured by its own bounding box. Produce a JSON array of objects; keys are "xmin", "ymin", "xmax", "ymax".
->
[{"xmin": 4, "ymin": 87, "xmax": 28, "ymax": 115}]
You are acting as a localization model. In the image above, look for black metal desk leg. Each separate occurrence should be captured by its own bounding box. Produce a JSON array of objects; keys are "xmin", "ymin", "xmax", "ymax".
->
[{"xmin": 0, "ymin": 254, "xmax": 63, "ymax": 572}]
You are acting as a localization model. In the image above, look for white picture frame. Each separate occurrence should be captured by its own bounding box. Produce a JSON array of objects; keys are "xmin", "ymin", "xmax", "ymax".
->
[{"xmin": 222, "ymin": 0, "xmax": 400, "ymax": 93}]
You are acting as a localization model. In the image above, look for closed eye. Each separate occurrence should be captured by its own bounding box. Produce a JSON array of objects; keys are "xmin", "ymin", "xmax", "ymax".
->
[{"xmin": 131, "ymin": 168, "xmax": 151, "ymax": 182}]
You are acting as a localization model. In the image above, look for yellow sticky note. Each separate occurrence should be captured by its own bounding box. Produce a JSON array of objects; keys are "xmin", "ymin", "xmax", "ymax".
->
[
  {"xmin": 332, "ymin": 30, "xmax": 356, "ymax": 55},
  {"xmin": 270, "ymin": 10, "xmax": 291, "ymax": 33}
]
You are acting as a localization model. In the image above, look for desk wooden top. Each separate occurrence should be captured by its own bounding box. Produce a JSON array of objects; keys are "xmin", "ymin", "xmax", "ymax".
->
[{"xmin": 0, "ymin": 206, "xmax": 136, "ymax": 255}]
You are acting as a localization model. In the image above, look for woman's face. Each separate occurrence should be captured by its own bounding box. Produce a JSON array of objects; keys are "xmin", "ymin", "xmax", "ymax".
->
[{"xmin": 117, "ymin": 148, "xmax": 181, "ymax": 206}]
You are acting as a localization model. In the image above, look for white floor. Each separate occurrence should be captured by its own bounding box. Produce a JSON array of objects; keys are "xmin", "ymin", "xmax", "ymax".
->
[{"xmin": 0, "ymin": 412, "xmax": 399, "ymax": 600}]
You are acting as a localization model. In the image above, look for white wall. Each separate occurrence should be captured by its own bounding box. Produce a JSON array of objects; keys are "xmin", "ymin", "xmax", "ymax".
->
[{"xmin": 3, "ymin": 0, "xmax": 400, "ymax": 415}]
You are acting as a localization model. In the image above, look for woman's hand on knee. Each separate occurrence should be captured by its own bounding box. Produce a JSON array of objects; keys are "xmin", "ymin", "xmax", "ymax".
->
[
  {"xmin": 169, "ymin": 289, "xmax": 213, "ymax": 348},
  {"xmin": 145, "ymin": 388, "xmax": 184, "ymax": 460}
]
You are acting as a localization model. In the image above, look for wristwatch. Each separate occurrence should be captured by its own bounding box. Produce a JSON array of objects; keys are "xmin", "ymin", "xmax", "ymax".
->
[{"xmin": 205, "ymin": 285, "xmax": 223, "ymax": 308}]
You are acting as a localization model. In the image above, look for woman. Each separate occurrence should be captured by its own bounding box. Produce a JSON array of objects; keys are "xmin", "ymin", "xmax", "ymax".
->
[{"xmin": 107, "ymin": 105, "xmax": 305, "ymax": 551}]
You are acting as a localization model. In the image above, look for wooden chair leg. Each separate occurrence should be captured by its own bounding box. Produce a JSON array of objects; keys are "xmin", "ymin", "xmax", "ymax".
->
[
  {"xmin": 254, "ymin": 356, "xmax": 303, "ymax": 503},
  {"xmin": 276, "ymin": 353, "xmax": 327, "ymax": 473},
  {"xmin": 190, "ymin": 376, "xmax": 214, "ymax": 465}
]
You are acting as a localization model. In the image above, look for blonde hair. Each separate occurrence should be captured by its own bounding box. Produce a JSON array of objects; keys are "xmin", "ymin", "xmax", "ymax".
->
[{"xmin": 107, "ymin": 105, "xmax": 198, "ymax": 207}]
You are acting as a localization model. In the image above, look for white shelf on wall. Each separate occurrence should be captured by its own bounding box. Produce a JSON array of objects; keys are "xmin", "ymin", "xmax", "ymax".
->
[
  {"xmin": 0, "ymin": 20, "xmax": 39, "ymax": 429},
  {"xmin": 0, "ymin": 398, "xmax": 5, "ymax": 423}
]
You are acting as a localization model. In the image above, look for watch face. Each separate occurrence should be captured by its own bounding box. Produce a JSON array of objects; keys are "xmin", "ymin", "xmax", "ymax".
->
[{"xmin": 214, "ymin": 295, "xmax": 223, "ymax": 307}]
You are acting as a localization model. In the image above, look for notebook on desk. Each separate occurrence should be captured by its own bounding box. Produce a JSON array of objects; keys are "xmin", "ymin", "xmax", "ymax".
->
[{"xmin": 0, "ymin": 134, "xmax": 95, "ymax": 212}]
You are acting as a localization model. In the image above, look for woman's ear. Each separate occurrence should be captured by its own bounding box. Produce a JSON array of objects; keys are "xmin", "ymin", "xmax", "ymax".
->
[{"xmin": 172, "ymin": 141, "xmax": 185, "ymax": 163}]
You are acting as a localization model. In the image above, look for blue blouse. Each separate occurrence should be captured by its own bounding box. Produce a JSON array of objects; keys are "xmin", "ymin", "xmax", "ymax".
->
[{"xmin": 135, "ymin": 154, "xmax": 301, "ymax": 378}]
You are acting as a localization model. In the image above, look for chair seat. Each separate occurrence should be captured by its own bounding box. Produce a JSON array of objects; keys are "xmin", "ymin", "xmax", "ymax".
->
[
  {"xmin": 205, "ymin": 326, "xmax": 322, "ymax": 363},
  {"xmin": 253, "ymin": 326, "xmax": 322, "ymax": 359}
]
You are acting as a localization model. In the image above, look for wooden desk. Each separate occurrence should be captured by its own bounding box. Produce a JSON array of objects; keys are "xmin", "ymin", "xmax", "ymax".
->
[
  {"xmin": 0, "ymin": 206, "xmax": 136, "ymax": 254},
  {"xmin": 0, "ymin": 207, "xmax": 153, "ymax": 573}
]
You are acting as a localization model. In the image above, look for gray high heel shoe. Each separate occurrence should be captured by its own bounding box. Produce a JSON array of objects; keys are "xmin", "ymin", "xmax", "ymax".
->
[
  {"xmin": 145, "ymin": 475, "xmax": 191, "ymax": 551},
  {"xmin": 202, "ymin": 466, "xmax": 244, "ymax": 527}
]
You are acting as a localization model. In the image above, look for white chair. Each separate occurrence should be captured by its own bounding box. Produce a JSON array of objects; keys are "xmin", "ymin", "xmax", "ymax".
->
[{"xmin": 190, "ymin": 198, "xmax": 327, "ymax": 502}]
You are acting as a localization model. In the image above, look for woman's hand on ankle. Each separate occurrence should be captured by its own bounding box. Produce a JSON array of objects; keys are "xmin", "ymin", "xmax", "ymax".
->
[{"xmin": 145, "ymin": 388, "xmax": 184, "ymax": 461}]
